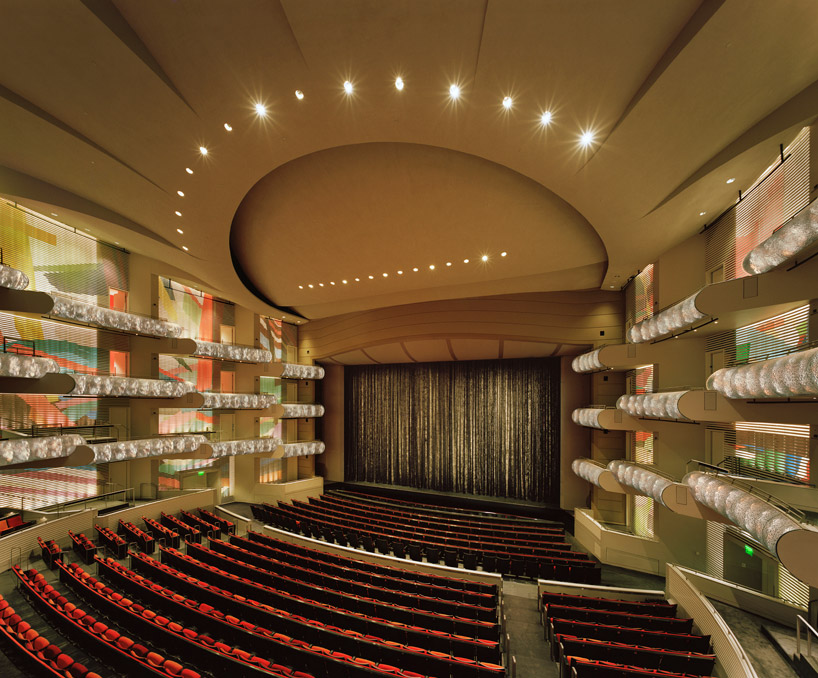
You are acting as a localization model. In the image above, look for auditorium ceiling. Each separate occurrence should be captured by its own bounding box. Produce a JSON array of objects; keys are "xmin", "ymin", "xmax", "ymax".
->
[{"xmin": 1, "ymin": 1, "xmax": 818, "ymax": 324}]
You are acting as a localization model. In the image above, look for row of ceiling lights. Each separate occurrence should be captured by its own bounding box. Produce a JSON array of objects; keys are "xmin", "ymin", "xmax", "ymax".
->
[{"xmin": 297, "ymin": 252, "xmax": 507, "ymax": 290}]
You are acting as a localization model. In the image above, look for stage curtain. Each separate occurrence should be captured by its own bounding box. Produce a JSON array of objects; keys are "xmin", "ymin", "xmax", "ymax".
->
[{"xmin": 344, "ymin": 357, "xmax": 560, "ymax": 503}]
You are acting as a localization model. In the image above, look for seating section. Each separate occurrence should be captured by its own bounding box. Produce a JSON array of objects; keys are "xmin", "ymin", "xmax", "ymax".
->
[
  {"xmin": 14, "ymin": 565, "xmax": 204, "ymax": 678},
  {"xmin": 0, "ymin": 512, "xmax": 35, "ymax": 537},
  {"xmin": 0, "ymin": 504, "xmax": 504, "ymax": 678},
  {"xmin": 68, "ymin": 530, "xmax": 98, "ymax": 565},
  {"xmin": 38, "ymin": 536, "xmax": 64, "ymax": 570},
  {"xmin": 95, "ymin": 524, "xmax": 128, "ymax": 559},
  {"xmin": 252, "ymin": 491, "xmax": 600, "ymax": 584},
  {"xmin": 118, "ymin": 520, "xmax": 156, "ymax": 554},
  {"xmin": 0, "ymin": 591, "xmax": 101, "ymax": 678},
  {"xmin": 198, "ymin": 507, "xmax": 236, "ymax": 535},
  {"xmin": 143, "ymin": 515, "xmax": 181, "ymax": 549},
  {"xmin": 161, "ymin": 512, "xmax": 201, "ymax": 543},
  {"xmin": 542, "ymin": 590, "xmax": 715, "ymax": 678},
  {"xmin": 178, "ymin": 509, "xmax": 220, "ymax": 538}
]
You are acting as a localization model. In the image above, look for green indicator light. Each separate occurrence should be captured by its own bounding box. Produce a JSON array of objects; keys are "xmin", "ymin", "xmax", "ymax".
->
[
  {"xmin": 198, "ymin": 471, "xmax": 205, "ymax": 476},
  {"xmin": 744, "ymin": 545, "xmax": 754, "ymax": 557}
]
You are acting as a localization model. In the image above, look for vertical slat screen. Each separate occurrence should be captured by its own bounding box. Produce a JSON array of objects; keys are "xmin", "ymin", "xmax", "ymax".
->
[
  {"xmin": 705, "ymin": 127, "xmax": 811, "ymax": 281},
  {"xmin": 625, "ymin": 263, "xmax": 655, "ymax": 333}
]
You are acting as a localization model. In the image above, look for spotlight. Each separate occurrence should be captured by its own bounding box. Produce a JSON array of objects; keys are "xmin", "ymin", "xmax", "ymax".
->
[
  {"xmin": 295, "ymin": 90, "xmax": 304, "ymax": 100},
  {"xmin": 540, "ymin": 111, "xmax": 552, "ymax": 125},
  {"xmin": 502, "ymin": 96, "xmax": 512, "ymax": 109},
  {"xmin": 224, "ymin": 123, "xmax": 233, "ymax": 131},
  {"xmin": 580, "ymin": 131, "xmax": 594, "ymax": 147},
  {"xmin": 199, "ymin": 146, "xmax": 208, "ymax": 156},
  {"xmin": 481, "ymin": 255, "xmax": 488, "ymax": 262},
  {"xmin": 449, "ymin": 84, "xmax": 460, "ymax": 99},
  {"xmin": 255, "ymin": 102, "xmax": 267, "ymax": 117},
  {"xmin": 343, "ymin": 80, "xmax": 354, "ymax": 94},
  {"xmin": 395, "ymin": 77, "xmax": 404, "ymax": 91}
]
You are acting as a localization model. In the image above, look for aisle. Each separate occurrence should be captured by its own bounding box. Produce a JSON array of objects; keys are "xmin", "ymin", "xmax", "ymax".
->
[{"xmin": 503, "ymin": 581, "xmax": 559, "ymax": 678}]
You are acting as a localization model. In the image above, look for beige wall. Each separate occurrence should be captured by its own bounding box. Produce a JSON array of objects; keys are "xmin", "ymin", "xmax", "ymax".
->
[
  {"xmin": 320, "ymin": 364, "xmax": 345, "ymax": 482},
  {"xmin": 299, "ymin": 290, "xmax": 624, "ymax": 362}
]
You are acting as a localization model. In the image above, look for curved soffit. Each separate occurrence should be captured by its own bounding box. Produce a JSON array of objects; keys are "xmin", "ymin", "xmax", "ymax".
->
[{"xmin": 231, "ymin": 142, "xmax": 607, "ymax": 318}]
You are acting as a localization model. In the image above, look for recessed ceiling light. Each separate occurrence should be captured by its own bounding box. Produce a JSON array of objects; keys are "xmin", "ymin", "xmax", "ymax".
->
[
  {"xmin": 182, "ymin": 246, "xmax": 189, "ymax": 251},
  {"xmin": 255, "ymin": 102, "xmax": 267, "ymax": 117},
  {"xmin": 298, "ymin": 285, "xmax": 304, "ymax": 289},
  {"xmin": 224, "ymin": 123, "xmax": 232, "ymax": 131},
  {"xmin": 397, "ymin": 270, "xmax": 403, "ymax": 275},
  {"xmin": 429, "ymin": 264, "xmax": 435, "ymax": 270},
  {"xmin": 175, "ymin": 210, "xmax": 182, "ymax": 216},
  {"xmin": 308, "ymin": 284, "xmax": 314, "ymax": 288},
  {"xmin": 540, "ymin": 111, "xmax": 552, "ymax": 126},
  {"xmin": 413, "ymin": 267, "xmax": 419, "ymax": 272},
  {"xmin": 501, "ymin": 251, "xmax": 507, "ymax": 257},
  {"xmin": 449, "ymin": 84, "xmax": 460, "ymax": 99},
  {"xmin": 295, "ymin": 90, "xmax": 304, "ymax": 100},
  {"xmin": 609, "ymin": 285, "xmax": 615, "ymax": 289},
  {"xmin": 580, "ymin": 131, "xmax": 594, "ymax": 147},
  {"xmin": 343, "ymin": 80, "xmax": 354, "ymax": 94},
  {"xmin": 185, "ymin": 167, "xmax": 193, "ymax": 174},
  {"xmin": 176, "ymin": 228, "xmax": 184, "ymax": 234},
  {"xmin": 726, "ymin": 177, "xmax": 735, "ymax": 184},
  {"xmin": 342, "ymin": 280, "xmax": 348, "ymax": 284},
  {"xmin": 330, "ymin": 281, "xmax": 335, "ymax": 285},
  {"xmin": 481, "ymin": 255, "xmax": 488, "ymax": 262},
  {"xmin": 382, "ymin": 273, "xmax": 388, "ymax": 277},
  {"xmin": 395, "ymin": 77, "xmax": 404, "ymax": 91},
  {"xmin": 354, "ymin": 278, "xmax": 360, "ymax": 282},
  {"xmin": 463, "ymin": 258, "xmax": 469, "ymax": 264},
  {"xmin": 177, "ymin": 190, "xmax": 184, "ymax": 197},
  {"xmin": 198, "ymin": 146, "xmax": 208, "ymax": 156},
  {"xmin": 446, "ymin": 262, "xmax": 452, "ymax": 267},
  {"xmin": 319, "ymin": 283, "xmax": 324, "ymax": 287},
  {"xmin": 502, "ymin": 96, "xmax": 513, "ymax": 109},
  {"xmin": 368, "ymin": 275, "xmax": 374, "ymax": 279}
]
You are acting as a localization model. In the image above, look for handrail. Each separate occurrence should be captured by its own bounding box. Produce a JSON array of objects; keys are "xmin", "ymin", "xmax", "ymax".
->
[
  {"xmin": 797, "ymin": 614, "xmax": 818, "ymax": 658},
  {"xmin": 686, "ymin": 460, "xmax": 807, "ymax": 522}
]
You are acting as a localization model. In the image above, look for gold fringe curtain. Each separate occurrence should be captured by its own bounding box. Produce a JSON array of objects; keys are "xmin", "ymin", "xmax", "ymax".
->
[{"xmin": 344, "ymin": 357, "xmax": 560, "ymax": 503}]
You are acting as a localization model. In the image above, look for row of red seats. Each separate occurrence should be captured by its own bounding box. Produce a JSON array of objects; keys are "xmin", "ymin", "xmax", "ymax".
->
[
  {"xmin": 143, "ymin": 515, "xmax": 181, "ymax": 549},
  {"xmin": 14, "ymin": 566, "xmax": 202, "ymax": 678},
  {"xmin": 232, "ymin": 533, "xmax": 494, "ymax": 606},
  {"xmin": 197, "ymin": 507, "xmax": 236, "ymax": 535},
  {"xmin": 95, "ymin": 553, "xmax": 503, "ymax": 676},
  {"xmin": 161, "ymin": 512, "xmax": 201, "ymax": 542},
  {"xmin": 541, "ymin": 592, "xmax": 677, "ymax": 618},
  {"xmin": 118, "ymin": 520, "xmax": 156, "ymax": 554},
  {"xmin": 58, "ymin": 560, "xmax": 335, "ymax": 678},
  {"xmin": 273, "ymin": 501, "xmax": 590, "ymax": 563},
  {"xmin": 127, "ymin": 550, "xmax": 500, "ymax": 661},
  {"xmin": 555, "ymin": 634, "xmax": 715, "ymax": 676},
  {"xmin": 179, "ymin": 509, "xmax": 221, "ymax": 538},
  {"xmin": 185, "ymin": 539, "xmax": 499, "ymax": 630},
  {"xmin": 207, "ymin": 536, "xmax": 496, "ymax": 621},
  {"xmin": 543, "ymin": 603, "xmax": 694, "ymax": 635},
  {"xmin": 545, "ymin": 618, "xmax": 711, "ymax": 655},
  {"xmin": 246, "ymin": 530, "xmax": 496, "ymax": 596},
  {"xmin": 330, "ymin": 490, "xmax": 562, "ymax": 534},
  {"xmin": 283, "ymin": 500, "xmax": 577, "ymax": 558},
  {"xmin": 38, "ymin": 536, "xmax": 64, "ymax": 570},
  {"xmin": 0, "ymin": 512, "xmax": 35, "ymax": 538},
  {"xmin": 94, "ymin": 524, "xmax": 127, "ymax": 559},
  {"xmin": 315, "ymin": 495, "xmax": 566, "ymax": 546},
  {"xmin": 542, "ymin": 591, "xmax": 714, "ymax": 678},
  {"xmin": 0, "ymin": 590, "xmax": 98, "ymax": 678},
  {"xmin": 68, "ymin": 531, "xmax": 98, "ymax": 565},
  {"xmin": 161, "ymin": 544, "xmax": 499, "ymax": 641},
  {"xmin": 567, "ymin": 656, "xmax": 712, "ymax": 678}
]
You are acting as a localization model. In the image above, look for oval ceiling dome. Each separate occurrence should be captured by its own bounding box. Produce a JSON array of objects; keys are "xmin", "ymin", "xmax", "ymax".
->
[{"xmin": 231, "ymin": 142, "xmax": 607, "ymax": 317}]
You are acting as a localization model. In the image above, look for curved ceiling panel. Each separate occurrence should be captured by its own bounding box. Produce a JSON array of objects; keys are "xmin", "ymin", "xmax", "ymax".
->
[{"xmin": 231, "ymin": 143, "xmax": 607, "ymax": 317}]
